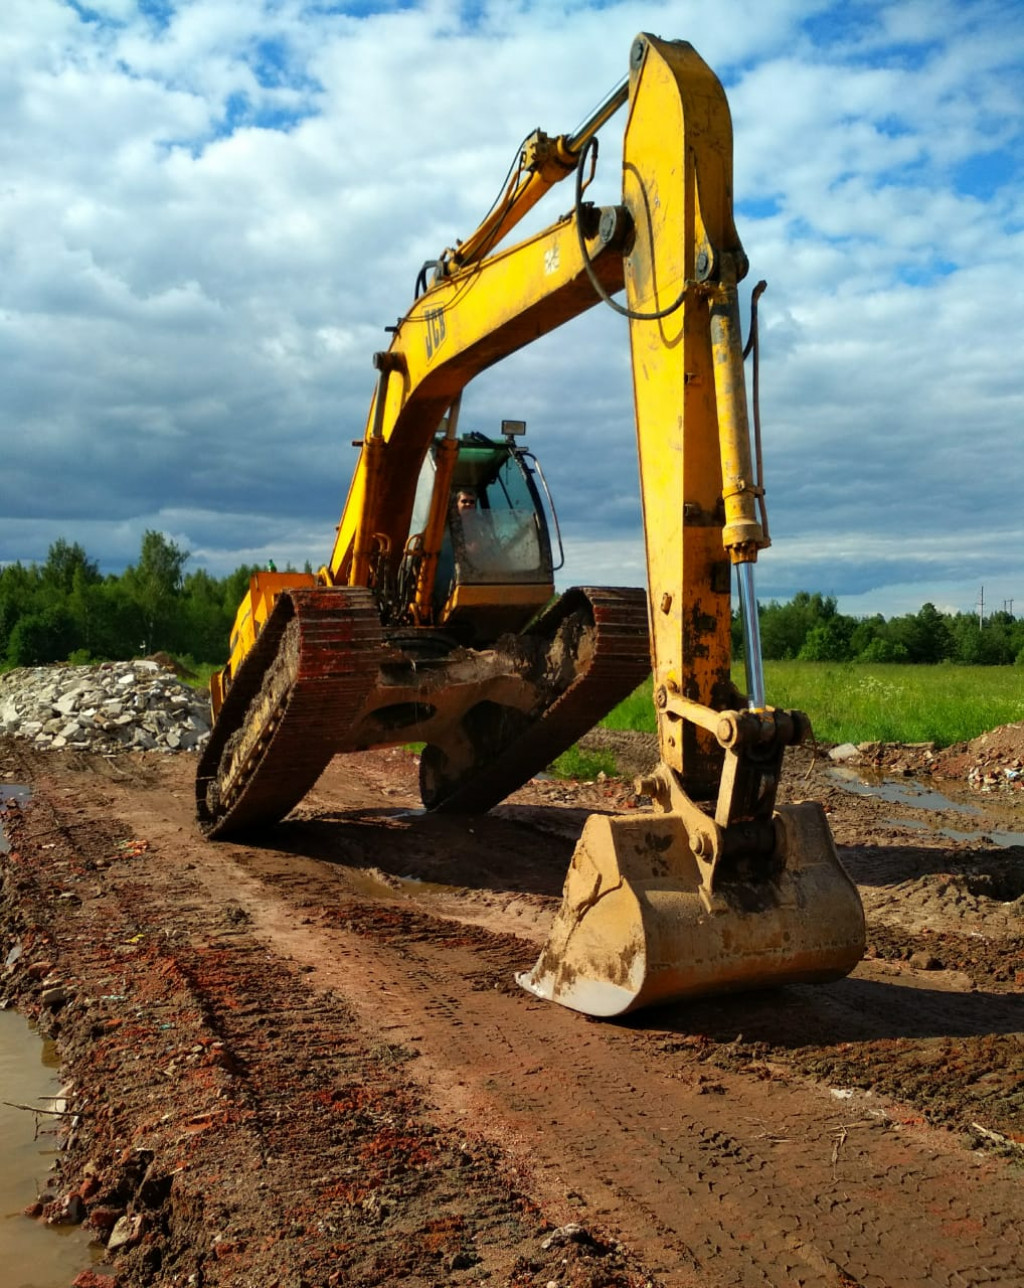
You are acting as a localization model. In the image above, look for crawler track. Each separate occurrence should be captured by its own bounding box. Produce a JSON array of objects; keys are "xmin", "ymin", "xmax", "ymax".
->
[
  {"xmin": 197, "ymin": 584, "xmax": 651, "ymax": 837},
  {"xmin": 195, "ymin": 587, "xmax": 383, "ymax": 837}
]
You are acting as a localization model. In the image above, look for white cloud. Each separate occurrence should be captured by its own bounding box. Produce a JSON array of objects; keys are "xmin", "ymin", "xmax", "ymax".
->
[{"xmin": 0, "ymin": 0, "xmax": 1023, "ymax": 637}]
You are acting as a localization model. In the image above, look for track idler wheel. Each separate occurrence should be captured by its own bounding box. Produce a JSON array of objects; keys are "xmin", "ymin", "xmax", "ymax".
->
[{"xmin": 418, "ymin": 744, "xmax": 459, "ymax": 811}]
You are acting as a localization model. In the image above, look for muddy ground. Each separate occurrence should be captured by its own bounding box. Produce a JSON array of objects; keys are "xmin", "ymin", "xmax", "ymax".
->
[{"xmin": 0, "ymin": 729, "xmax": 1022, "ymax": 1288}]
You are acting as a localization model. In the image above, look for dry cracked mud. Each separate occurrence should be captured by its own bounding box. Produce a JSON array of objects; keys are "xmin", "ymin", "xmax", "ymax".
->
[{"xmin": 1, "ymin": 731, "xmax": 1022, "ymax": 1288}]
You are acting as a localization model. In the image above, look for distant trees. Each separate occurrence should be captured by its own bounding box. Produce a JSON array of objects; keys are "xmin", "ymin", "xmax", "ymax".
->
[
  {"xmin": 2, "ymin": 537, "xmax": 1023, "ymax": 670},
  {"xmin": 0, "ymin": 534, "xmax": 263, "ymax": 669},
  {"xmin": 41, "ymin": 538, "xmax": 99, "ymax": 594},
  {"xmin": 758, "ymin": 592, "xmax": 839, "ymax": 660},
  {"xmin": 7, "ymin": 603, "xmax": 77, "ymax": 667},
  {"xmin": 123, "ymin": 531, "xmax": 191, "ymax": 653},
  {"xmin": 749, "ymin": 597, "xmax": 1024, "ymax": 666}
]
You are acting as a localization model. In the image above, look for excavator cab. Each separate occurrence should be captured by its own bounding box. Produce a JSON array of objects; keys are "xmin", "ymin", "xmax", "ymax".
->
[{"xmin": 404, "ymin": 427, "xmax": 560, "ymax": 645}]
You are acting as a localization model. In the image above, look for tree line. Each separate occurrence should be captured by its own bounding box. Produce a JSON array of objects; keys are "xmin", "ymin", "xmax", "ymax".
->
[
  {"xmin": 1, "ymin": 539, "xmax": 1022, "ymax": 670},
  {"xmin": 0, "ymin": 534, "xmax": 261, "ymax": 669},
  {"xmin": 743, "ymin": 591, "xmax": 1024, "ymax": 666}
]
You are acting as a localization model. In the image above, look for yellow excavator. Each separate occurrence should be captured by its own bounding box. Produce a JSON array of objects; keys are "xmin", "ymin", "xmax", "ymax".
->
[{"xmin": 197, "ymin": 34, "xmax": 865, "ymax": 1016}]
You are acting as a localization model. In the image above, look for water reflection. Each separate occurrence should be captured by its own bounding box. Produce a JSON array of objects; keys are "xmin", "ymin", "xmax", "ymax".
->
[
  {"xmin": 827, "ymin": 766, "xmax": 978, "ymax": 814},
  {"xmin": 829, "ymin": 766, "xmax": 1024, "ymax": 848},
  {"xmin": 0, "ymin": 1010, "xmax": 95, "ymax": 1287}
]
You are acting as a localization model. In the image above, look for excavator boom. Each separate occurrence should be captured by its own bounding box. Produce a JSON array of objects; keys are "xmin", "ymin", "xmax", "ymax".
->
[{"xmin": 198, "ymin": 33, "xmax": 864, "ymax": 1017}]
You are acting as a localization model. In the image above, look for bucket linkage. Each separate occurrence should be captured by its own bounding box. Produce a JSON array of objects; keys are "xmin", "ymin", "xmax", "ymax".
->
[{"xmin": 519, "ymin": 702, "xmax": 865, "ymax": 1017}]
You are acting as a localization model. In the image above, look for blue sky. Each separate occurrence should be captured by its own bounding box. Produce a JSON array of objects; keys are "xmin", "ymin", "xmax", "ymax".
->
[{"xmin": 1, "ymin": 0, "xmax": 1023, "ymax": 618}]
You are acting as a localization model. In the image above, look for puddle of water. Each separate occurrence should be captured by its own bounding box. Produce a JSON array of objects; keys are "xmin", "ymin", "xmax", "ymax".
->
[
  {"xmin": 938, "ymin": 825, "xmax": 1024, "ymax": 848},
  {"xmin": 886, "ymin": 816, "xmax": 929, "ymax": 830},
  {"xmin": 0, "ymin": 785, "xmax": 32, "ymax": 855},
  {"xmin": 2, "ymin": 787, "xmax": 98, "ymax": 1284},
  {"xmin": 827, "ymin": 767, "xmax": 978, "ymax": 815},
  {"xmin": 838, "ymin": 768, "xmax": 1024, "ymax": 849},
  {"xmin": 393, "ymin": 874, "xmax": 459, "ymax": 897},
  {"xmin": 0, "ymin": 1010, "xmax": 96, "ymax": 1287},
  {"xmin": 886, "ymin": 813, "xmax": 1024, "ymax": 848},
  {"xmin": 344, "ymin": 868, "xmax": 460, "ymax": 902}
]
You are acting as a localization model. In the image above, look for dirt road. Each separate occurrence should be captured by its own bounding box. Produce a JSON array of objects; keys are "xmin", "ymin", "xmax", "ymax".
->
[{"xmin": 1, "ymin": 736, "xmax": 1021, "ymax": 1287}]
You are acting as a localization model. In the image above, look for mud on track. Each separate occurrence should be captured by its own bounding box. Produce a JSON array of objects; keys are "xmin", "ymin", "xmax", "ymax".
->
[{"xmin": 1, "ymin": 735, "xmax": 1022, "ymax": 1288}]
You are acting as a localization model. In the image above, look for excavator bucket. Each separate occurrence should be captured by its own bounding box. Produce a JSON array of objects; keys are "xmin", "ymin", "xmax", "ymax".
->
[{"xmin": 519, "ymin": 799, "xmax": 865, "ymax": 1018}]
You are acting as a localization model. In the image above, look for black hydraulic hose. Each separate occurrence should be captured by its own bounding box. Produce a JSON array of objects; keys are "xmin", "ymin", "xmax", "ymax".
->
[
  {"xmin": 574, "ymin": 137, "xmax": 687, "ymax": 321},
  {"xmin": 742, "ymin": 279, "xmax": 766, "ymax": 358},
  {"xmin": 744, "ymin": 279, "xmax": 770, "ymax": 543},
  {"xmin": 415, "ymin": 260, "xmax": 443, "ymax": 298}
]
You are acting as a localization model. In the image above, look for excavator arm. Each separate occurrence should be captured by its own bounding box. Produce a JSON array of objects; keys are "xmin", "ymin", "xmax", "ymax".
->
[
  {"xmin": 519, "ymin": 37, "xmax": 864, "ymax": 1013},
  {"xmin": 198, "ymin": 137, "xmax": 653, "ymax": 832}
]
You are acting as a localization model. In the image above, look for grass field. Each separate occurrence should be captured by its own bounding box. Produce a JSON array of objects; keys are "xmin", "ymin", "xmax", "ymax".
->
[
  {"xmin": 602, "ymin": 662, "xmax": 1024, "ymax": 748},
  {"xmin": 182, "ymin": 653, "xmax": 1022, "ymax": 779}
]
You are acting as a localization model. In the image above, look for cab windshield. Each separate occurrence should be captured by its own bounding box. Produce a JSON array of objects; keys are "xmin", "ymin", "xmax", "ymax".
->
[{"xmin": 448, "ymin": 445, "xmax": 547, "ymax": 584}]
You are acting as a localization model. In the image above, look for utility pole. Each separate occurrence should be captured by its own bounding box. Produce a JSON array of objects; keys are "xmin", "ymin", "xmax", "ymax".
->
[{"xmin": 978, "ymin": 585, "xmax": 984, "ymax": 629}]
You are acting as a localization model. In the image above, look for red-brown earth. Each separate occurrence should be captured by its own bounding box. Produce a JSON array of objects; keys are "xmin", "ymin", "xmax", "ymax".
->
[{"xmin": 1, "ymin": 727, "xmax": 1022, "ymax": 1287}]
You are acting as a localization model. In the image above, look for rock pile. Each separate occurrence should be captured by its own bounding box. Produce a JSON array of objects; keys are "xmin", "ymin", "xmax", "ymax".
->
[
  {"xmin": 0, "ymin": 660, "xmax": 211, "ymax": 754},
  {"xmin": 825, "ymin": 726, "xmax": 1024, "ymax": 794}
]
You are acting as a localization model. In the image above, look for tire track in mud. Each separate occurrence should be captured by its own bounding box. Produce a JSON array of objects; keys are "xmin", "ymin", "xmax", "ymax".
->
[
  {"xmin": 0, "ymin": 768, "xmax": 653, "ymax": 1287},
  {"xmin": 212, "ymin": 851, "xmax": 1024, "ymax": 1288}
]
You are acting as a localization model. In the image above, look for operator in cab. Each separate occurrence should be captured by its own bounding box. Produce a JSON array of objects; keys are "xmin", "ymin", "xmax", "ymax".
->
[{"xmin": 453, "ymin": 487, "xmax": 499, "ymax": 573}]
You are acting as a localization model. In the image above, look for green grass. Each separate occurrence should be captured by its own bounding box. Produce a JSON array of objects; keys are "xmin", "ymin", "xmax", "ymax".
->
[
  {"xmin": 600, "ymin": 663, "xmax": 1024, "ymax": 749},
  {"xmin": 183, "ymin": 661, "xmax": 219, "ymax": 691},
  {"xmin": 547, "ymin": 745, "xmax": 619, "ymax": 781},
  {"xmin": 600, "ymin": 676, "xmax": 655, "ymax": 731},
  {"xmin": 762, "ymin": 661, "xmax": 1024, "ymax": 746}
]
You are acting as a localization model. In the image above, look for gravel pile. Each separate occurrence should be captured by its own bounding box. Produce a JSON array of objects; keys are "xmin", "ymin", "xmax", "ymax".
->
[{"xmin": 0, "ymin": 660, "xmax": 211, "ymax": 754}]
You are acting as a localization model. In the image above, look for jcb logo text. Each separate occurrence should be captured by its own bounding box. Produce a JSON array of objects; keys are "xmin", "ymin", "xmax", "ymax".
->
[{"xmin": 424, "ymin": 308, "xmax": 446, "ymax": 360}]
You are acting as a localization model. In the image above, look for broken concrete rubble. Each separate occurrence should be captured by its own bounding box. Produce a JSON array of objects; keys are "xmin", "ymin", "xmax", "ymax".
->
[{"xmin": 0, "ymin": 660, "xmax": 211, "ymax": 755}]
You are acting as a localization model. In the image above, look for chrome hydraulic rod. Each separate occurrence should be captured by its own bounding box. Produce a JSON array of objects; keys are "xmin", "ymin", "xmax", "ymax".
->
[
  {"xmin": 736, "ymin": 561, "xmax": 766, "ymax": 710},
  {"xmin": 566, "ymin": 81, "xmax": 629, "ymax": 155}
]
